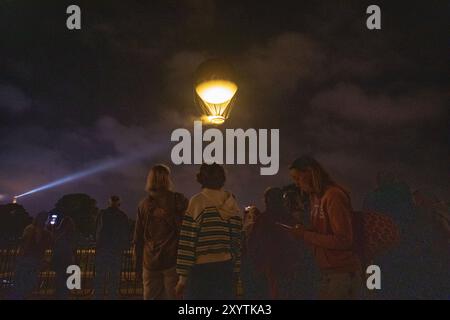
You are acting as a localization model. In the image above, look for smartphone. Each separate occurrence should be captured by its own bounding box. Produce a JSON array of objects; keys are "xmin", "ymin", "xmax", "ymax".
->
[
  {"xmin": 276, "ymin": 222, "xmax": 294, "ymax": 229},
  {"xmin": 47, "ymin": 213, "xmax": 59, "ymax": 226}
]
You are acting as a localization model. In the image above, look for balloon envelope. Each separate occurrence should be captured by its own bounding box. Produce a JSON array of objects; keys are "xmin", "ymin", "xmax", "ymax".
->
[{"xmin": 194, "ymin": 59, "xmax": 238, "ymax": 124}]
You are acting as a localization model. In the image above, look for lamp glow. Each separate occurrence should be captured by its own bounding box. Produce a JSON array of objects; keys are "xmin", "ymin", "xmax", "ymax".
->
[
  {"xmin": 196, "ymin": 80, "xmax": 238, "ymax": 104},
  {"xmin": 196, "ymin": 80, "xmax": 238, "ymax": 124},
  {"xmin": 194, "ymin": 59, "xmax": 238, "ymax": 125}
]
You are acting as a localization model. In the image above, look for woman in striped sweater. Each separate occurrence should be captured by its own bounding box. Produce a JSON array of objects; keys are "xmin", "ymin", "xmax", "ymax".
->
[{"xmin": 175, "ymin": 163, "xmax": 242, "ymax": 300}]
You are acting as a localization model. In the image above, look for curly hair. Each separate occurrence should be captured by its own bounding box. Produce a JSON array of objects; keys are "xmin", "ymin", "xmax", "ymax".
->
[{"xmin": 196, "ymin": 163, "xmax": 226, "ymax": 189}]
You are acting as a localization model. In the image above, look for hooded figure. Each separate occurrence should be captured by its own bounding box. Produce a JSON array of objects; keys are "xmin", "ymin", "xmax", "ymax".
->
[
  {"xmin": 186, "ymin": 188, "xmax": 241, "ymax": 221},
  {"xmin": 175, "ymin": 163, "xmax": 242, "ymax": 300}
]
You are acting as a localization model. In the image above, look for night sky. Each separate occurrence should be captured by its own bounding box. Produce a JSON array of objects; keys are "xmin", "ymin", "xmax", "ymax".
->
[{"xmin": 0, "ymin": 0, "xmax": 448, "ymax": 217}]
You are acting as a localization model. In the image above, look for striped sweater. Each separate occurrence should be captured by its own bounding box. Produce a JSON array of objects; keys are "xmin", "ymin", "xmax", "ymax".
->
[{"xmin": 176, "ymin": 189, "xmax": 242, "ymax": 283}]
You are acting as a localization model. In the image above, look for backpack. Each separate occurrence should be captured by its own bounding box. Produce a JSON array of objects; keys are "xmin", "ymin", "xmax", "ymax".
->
[
  {"xmin": 321, "ymin": 189, "xmax": 401, "ymax": 267},
  {"xmin": 352, "ymin": 210, "xmax": 400, "ymax": 266}
]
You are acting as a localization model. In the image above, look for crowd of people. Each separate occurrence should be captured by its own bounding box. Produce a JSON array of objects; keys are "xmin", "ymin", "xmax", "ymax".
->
[
  {"xmin": 8, "ymin": 156, "xmax": 450, "ymax": 300},
  {"xmin": 11, "ymin": 211, "xmax": 76, "ymax": 299}
]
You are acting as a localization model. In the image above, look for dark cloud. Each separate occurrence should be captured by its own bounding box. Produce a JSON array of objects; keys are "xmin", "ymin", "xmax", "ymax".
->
[
  {"xmin": 0, "ymin": 115, "xmax": 175, "ymax": 214},
  {"xmin": 0, "ymin": 85, "xmax": 31, "ymax": 114},
  {"xmin": 242, "ymin": 33, "xmax": 325, "ymax": 95},
  {"xmin": 0, "ymin": 1, "xmax": 448, "ymax": 216},
  {"xmin": 310, "ymin": 83, "xmax": 446, "ymax": 126}
]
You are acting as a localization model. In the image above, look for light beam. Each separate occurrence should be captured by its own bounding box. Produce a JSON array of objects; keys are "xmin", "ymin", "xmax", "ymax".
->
[{"xmin": 14, "ymin": 144, "xmax": 166, "ymax": 199}]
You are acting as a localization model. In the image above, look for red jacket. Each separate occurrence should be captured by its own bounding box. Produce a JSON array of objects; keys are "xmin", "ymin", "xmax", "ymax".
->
[{"xmin": 303, "ymin": 186, "xmax": 361, "ymax": 273}]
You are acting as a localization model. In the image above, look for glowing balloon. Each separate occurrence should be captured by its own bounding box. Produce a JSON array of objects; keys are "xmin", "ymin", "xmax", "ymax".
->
[{"xmin": 194, "ymin": 59, "xmax": 238, "ymax": 124}]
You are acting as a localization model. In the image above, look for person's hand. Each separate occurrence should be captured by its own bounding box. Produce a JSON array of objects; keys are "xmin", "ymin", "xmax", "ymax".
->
[
  {"xmin": 175, "ymin": 281, "xmax": 185, "ymax": 299},
  {"xmin": 289, "ymin": 224, "xmax": 306, "ymax": 240}
]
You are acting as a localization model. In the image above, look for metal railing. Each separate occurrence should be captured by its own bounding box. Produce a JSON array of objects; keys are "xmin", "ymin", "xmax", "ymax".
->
[{"xmin": 0, "ymin": 241, "xmax": 142, "ymax": 299}]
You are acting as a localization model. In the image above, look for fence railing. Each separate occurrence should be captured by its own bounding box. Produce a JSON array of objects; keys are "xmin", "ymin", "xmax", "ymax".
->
[{"xmin": 0, "ymin": 241, "xmax": 142, "ymax": 299}]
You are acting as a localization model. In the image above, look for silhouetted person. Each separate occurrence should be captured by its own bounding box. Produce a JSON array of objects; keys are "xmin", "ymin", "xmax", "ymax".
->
[
  {"xmin": 134, "ymin": 164, "xmax": 188, "ymax": 300},
  {"xmin": 94, "ymin": 195, "xmax": 129, "ymax": 299},
  {"xmin": 245, "ymin": 187, "xmax": 299, "ymax": 299},
  {"xmin": 281, "ymin": 184, "xmax": 317, "ymax": 299},
  {"xmin": 282, "ymin": 183, "xmax": 310, "ymax": 224},
  {"xmin": 242, "ymin": 206, "xmax": 260, "ymax": 250},
  {"xmin": 413, "ymin": 190, "xmax": 449, "ymax": 239},
  {"xmin": 362, "ymin": 171, "xmax": 417, "ymax": 299},
  {"xmin": 368, "ymin": 184, "xmax": 450, "ymax": 299},
  {"xmin": 175, "ymin": 163, "xmax": 242, "ymax": 300},
  {"xmin": 363, "ymin": 171, "xmax": 415, "ymax": 223},
  {"xmin": 241, "ymin": 205, "xmax": 266, "ymax": 299},
  {"xmin": 52, "ymin": 216, "xmax": 76, "ymax": 300},
  {"xmin": 410, "ymin": 190, "xmax": 450, "ymax": 299},
  {"xmin": 288, "ymin": 156, "xmax": 362, "ymax": 300},
  {"xmin": 12, "ymin": 211, "xmax": 52, "ymax": 299}
]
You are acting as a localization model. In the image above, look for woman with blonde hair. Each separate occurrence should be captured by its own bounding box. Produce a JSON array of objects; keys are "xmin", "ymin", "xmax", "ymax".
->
[{"xmin": 134, "ymin": 164, "xmax": 188, "ymax": 300}]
